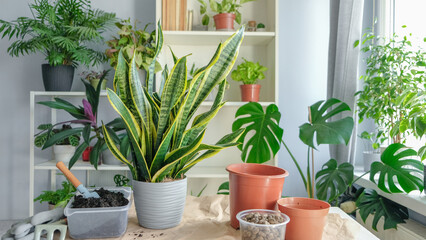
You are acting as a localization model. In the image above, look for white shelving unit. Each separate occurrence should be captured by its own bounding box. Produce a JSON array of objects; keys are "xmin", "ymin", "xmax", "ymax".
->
[{"xmin": 30, "ymin": 0, "xmax": 279, "ymax": 215}]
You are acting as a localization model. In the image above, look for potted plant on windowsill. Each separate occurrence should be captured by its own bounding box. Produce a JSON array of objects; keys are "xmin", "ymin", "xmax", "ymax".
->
[
  {"xmin": 34, "ymin": 124, "xmax": 80, "ymax": 165},
  {"xmin": 0, "ymin": 0, "xmax": 116, "ymax": 91},
  {"xmin": 198, "ymin": 0, "xmax": 256, "ymax": 31},
  {"xmin": 231, "ymin": 58, "xmax": 267, "ymax": 102},
  {"xmin": 102, "ymin": 23, "xmax": 245, "ymax": 229},
  {"xmin": 359, "ymin": 130, "xmax": 383, "ymax": 171}
]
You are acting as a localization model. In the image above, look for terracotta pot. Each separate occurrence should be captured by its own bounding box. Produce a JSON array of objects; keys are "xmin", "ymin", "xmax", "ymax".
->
[
  {"xmin": 213, "ymin": 13, "xmax": 236, "ymax": 31},
  {"xmin": 277, "ymin": 197, "xmax": 330, "ymax": 240},
  {"xmin": 240, "ymin": 84, "xmax": 261, "ymax": 102},
  {"xmin": 226, "ymin": 163, "xmax": 289, "ymax": 229},
  {"xmin": 82, "ymin": 146, "xmax": 93, "ymax": 161}
]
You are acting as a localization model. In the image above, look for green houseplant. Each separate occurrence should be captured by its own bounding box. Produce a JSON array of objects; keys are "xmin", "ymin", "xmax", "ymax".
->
[
  {"xmin": 0, "ymin": 0, "xmax": 116, "ymax": 91},
  {"xmin": 355, "ymin": 29, "xmax": 426, "ymax": 159},
  {"xmin": 34, "ymin": 180, "xmax": 76, "ymax": 208},
  {"xmin": 34, "ymin": 124, "xmax": 80, "ymax": 165},
  {"xmin": 198, "ymin": 0, "xmax": 256, "ymax": 31},
  {"xmin": 359, "ymin": 130, "xmax": 383, "ymax": 171},
  {"xmin": 80, "ymin": 70, "xmax": 110, "ymax": 90},
  {"xmin": 102, "ymin": 23, "xmax": 244, "ymax": 229},
  {"xmin": 231, "ymin": 58, "xmax": 267, "ymax": 102},
  {"xmin": 105, "ymin": 19, "xmax": 161, "ymax": 74}
]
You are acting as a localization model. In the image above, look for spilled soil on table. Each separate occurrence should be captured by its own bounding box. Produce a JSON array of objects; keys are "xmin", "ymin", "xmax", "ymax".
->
[{"xmin": 72, "ymin": 188, "xmax": 129, "ymax": 208}]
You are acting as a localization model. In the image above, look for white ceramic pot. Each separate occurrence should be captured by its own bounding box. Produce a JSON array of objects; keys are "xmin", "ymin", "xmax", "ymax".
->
[
  {"xmin": 53, "ymin": 145, "xmax": 76, "ymax": 165},
  {"xmin": 133, "ymin": 177, "xmax": 187, "ymax": 229},
  {"xmin": 363, "ymin": 152, "xmax": 381, "ymax": 172},
  {"xmin": 102, "ymin": 149, "xmax": 123, "ymax": 165}
]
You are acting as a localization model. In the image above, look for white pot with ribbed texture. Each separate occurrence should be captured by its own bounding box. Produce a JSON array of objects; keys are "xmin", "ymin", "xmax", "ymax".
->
[{"xmin": 132, "ymin": 177, "xmax": 187, "ymax": 229}]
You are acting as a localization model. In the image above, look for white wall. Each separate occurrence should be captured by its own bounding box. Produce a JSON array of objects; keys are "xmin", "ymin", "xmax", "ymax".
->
[
  {"xmin": 277, "ymin": 0, "xmax": 331, "ymax": 197},
  {"xmin": 0, "ymin": 0, "xmax": 156, "ymax": 220}
]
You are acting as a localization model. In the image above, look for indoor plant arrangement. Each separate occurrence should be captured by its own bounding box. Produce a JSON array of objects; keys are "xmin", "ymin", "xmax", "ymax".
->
[
  {"xmin": 359, "ymin": 130, "xmax": 383, "ymax": 171},
  {"xmin": 355, "ymin": 29, "xmax": 426, "ymax": 159},
  {"xmin": 34, "ymin": 180, "xmax": 76, "ymax": 209},
  {"xmin": 37, "ymin": 73, "xmax": 126, "ymax": 169},
  {"xmin": 80, "ymin": 70, "xmax": 110, "ymax": 90},
  {"xmin": 0, "ymin": 0, "xmax": 116, "ymax": 91},
  {"xmin": 105, "ymin": 19, "xmax": 162, "ymax": 75},
  {"xmin": 102, "ymin": 23, "xmax": 245, "ymax": 229},
  {"xmin": 231, "ymin": 58, "xmax": 267, "ymax": 102},
  {"xmin": 198, "ymin": 0, "xmax": 256, "ymax": 31},
  {"xmin": 34, "ymin": 124, "xmax": 80, "ymax": 165}
]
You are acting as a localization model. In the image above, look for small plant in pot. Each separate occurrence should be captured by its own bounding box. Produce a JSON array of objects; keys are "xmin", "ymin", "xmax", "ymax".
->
[
  {"xmin": 102, "ymin": 23, "xmax": 245, "ymax": 229},
  {"xmin": 199, "ymin": 0, "xmax": 256, "ymax": 31},
  {"xmin": 34, "ymin": 124, "xmax": 80, "ymax": 165},
  {"xmin": 359, "ymin": 130, "xmax": 383, "ymax": 171},
  {"xmin": 0, "ymin": 0, "xmax": 116, "ymax": 91},
  {"xmin": 80, "ymin": 70, "xmax": 110, "ymax": 91},
  {"xmin": 231, "ymin": 58, "xmax": 267, "ymax": 102},
  {"xmin": 34, "ymin": 180, "xmax": 76, "ymax": 209}
]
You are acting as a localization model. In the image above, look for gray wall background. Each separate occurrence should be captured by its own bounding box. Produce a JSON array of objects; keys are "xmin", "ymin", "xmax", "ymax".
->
[{"xmin": 0, "ymin": 0, "xmax": 333, "ymax": 219}]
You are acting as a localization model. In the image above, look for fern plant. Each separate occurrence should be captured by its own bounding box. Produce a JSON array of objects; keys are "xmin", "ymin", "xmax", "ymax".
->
[{"xmin": 0, "ymin": 0, "xmax": 116, "ymax": 67}]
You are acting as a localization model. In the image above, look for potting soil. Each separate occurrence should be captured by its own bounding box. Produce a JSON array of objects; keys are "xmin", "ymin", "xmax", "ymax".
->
[{"xmin": 72, "ymin": 188, "xmax": 129, "ymax": 208}]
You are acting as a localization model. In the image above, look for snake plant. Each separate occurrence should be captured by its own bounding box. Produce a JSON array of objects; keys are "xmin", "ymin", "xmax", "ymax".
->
[{"xmin": 103, "ymin": 23, "xmax": 245, "ymax": 182}]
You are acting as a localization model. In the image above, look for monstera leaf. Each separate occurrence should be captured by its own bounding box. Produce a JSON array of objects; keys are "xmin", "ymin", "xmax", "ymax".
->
[
  {"xmin": 356, "ymin": 189, "xmax": 408, "ymax": 231},
  {"xmin": 232, "ymin": 102, "xmax": 283, "ymax": 163},
  {"xmin": 370, "ymin": 143, "xmax": 424, "ymax": 193},
  {"xmin": 315, "ymin": 159, "xmax": 354, "ymax": 202},
  {"xmin": 299, "ymin": 98, "xmax": 354, "ymax": 149}
]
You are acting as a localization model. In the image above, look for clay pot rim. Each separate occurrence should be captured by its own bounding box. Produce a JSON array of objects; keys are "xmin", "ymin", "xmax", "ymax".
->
[
  {"xmin": 277, "ymin": 197, "xmax": 330, "ymax": 216},
  {"xmin": 236, "ymin": 209, "xmax": 290, "ymax": 227},
  {"xmin": 213, "ymin": 13, "xmax": 236, "ymax": 19},
  {"xmin": 226, "ymin": 163, "xmax": 289, "ymax": 179},
  {"xmin": 240, "ymin": 84, "xmax": 261, "ymax": 88}
]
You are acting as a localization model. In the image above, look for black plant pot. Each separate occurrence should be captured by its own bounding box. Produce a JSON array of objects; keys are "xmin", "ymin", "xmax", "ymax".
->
[{"xmin": 41, "ymin": 64, "xmax": 75, "ymax": 91}]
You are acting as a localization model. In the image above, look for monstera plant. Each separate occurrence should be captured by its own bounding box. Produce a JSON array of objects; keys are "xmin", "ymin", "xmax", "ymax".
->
[{"xmin": 102, "ymin": 23, "xmax": 245, "ymax": 229}]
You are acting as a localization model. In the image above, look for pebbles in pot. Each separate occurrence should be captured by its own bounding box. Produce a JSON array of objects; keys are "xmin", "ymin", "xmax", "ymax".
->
[{"xmin": 237, "ymin": 209, "xmax": 290, "ymax": 240}]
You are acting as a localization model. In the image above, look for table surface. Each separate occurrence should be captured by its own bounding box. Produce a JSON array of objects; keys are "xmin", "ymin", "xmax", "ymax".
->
[{"xmin": 328, "ymin": 207, "xmax": 378, "ymax": 240}]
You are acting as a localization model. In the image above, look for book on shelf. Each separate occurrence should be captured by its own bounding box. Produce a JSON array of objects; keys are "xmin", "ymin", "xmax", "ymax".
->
[{"xmin": 162, "ymin": 0, "xmax": 187, "ymax": 30}]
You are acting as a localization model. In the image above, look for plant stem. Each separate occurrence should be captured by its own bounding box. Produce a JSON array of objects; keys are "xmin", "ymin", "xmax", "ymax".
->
[
  {"xmin": 282, "ymin": 140, "xmax": 307, "ymax": 190},
  {"xmin": 307, "ymin": 147, "xmax": 312, "ymax": 198},
  {"xmin": 308, "ymin": 106, "xmax": 315, "ymax": 198}
]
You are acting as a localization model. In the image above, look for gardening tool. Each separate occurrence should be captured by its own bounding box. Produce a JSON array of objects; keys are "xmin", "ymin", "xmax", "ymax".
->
[{"xmin": 56, "ymin": 161, "xmax": 100, "ymax": 198}]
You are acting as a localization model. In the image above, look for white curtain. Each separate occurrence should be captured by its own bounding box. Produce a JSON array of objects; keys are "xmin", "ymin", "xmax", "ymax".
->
[{"xmin": 328, "ymin": 0, "xmax": 365, "ymax": 164}]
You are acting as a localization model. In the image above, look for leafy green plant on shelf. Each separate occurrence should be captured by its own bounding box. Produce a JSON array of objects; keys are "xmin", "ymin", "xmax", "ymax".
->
[
  {"xmin": 231, "ymin": 58, "xmax": 267, "ymax": 85},
  {"xmin": 198, "ymin": 0, "xmax": 256, "ymax": 26},
  {"xmin": 34, "ymin": 124, "xmax": 80, "ymax": 148},
  {"xmin": 102, "ymin": 22, "xmax": 245, "ymax": 182},
  {"xmin": 37, "ymin": 73, "xmax": 126, "ymax": 169},
  {"xmin": 0, "ymin": 0, "xmax": 116, "ymax": 67},
  {"xmin": 106, "ymin": 19, "xmax": 161, "ymax": 73},
  {"xmin": 34, "ymin": 180, "xmax": 76, "ymax": 208}
]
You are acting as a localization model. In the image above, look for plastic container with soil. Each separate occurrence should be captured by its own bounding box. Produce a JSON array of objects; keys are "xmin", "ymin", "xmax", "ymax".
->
[
  {"xmin": 277, "ymin": 197, "xmax": 330, "ymax": 240},
  {"xmin": 237, "ymin": 209, "xmax": 290, "ymax": 240},
  {"xmin": 64, "ymin": 187, "xmax": 132, "ymax": 239}
]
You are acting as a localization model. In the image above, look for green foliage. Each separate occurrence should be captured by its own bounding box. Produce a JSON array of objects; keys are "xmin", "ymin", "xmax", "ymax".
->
[
  {"xmin": 370, "ymin": 143, "xmax": 424, "ymax": 193},
  {"xmin": 217, "ymin": 181, "xmax": 230, "ymax": 195},
  {"xmin": 356, "ymin": 189, "xmax": 408, "ymax": 231},
  {"xmin": 103, "ymin": 23, "xmax": 245, "ymax": 182},
  {"xmin": 232, "ymin": 102, "xmax": 283, "ymax": 163},
  {"xmin": 356, "ymin": 30, "xmax": 426, "ymax": 146},
  {"xmin": 114, "ymin": 174, "xmax": 130, "ymax": 187},
  {"xmin": 34, "ymin": 180, "xmax": 76, "ymax": 208},
  {"xmin": 34, "ymin": 124, "xmax": 80, "ymax": 147},
  {"xmin": 231, "ymin": 58, "xmax": 267, "ymax": 85},
  {"xmin": 257, "ymin": 23, "xmax": 265, "ymax": 29},
  {"xmin": 198, "ymin": 0, "xmax": 256, "ymax": 25},
  {"xmin": 106, "ymin": 19, "xmax": 161, "ymax": 72},
  {"xmin": 191, "ymin": 184, "xmax": 208, "ymax": 197},
  {"xmin": 359, "ymin": 130, "xmax": 384, "ymax": 153},
  {"xmin": 315, "ymin": 159, "xmax": 354, "ymax": 203},
  {"xmin": 0, "ymin": 0, "xmax": 116, "ymax": 67}
]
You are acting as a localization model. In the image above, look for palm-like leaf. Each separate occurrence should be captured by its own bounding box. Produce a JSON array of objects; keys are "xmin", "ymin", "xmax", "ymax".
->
[
  {"xmin": 356, "ymin": 189, "xmax": 408, "ymax": 231},
  {"xmin": 299, "ymin": 98, "xmax": 354, "ymax": 149},
  {"xmin": 232, "ymin": 102, "xmax": 283, "ymax": 163},
  {"xmin": 370, "ymin": 143, "xmax": 423, "ymax": 193},
  {"xmin": 315, "ymin": 159, "xmax": 354, "ymax": 202}
]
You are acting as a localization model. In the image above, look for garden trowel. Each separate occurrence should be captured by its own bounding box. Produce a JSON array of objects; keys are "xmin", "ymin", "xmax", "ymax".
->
[{"xmin": 56, "ymin": 161, "xmax": 100, "ymax": 198}]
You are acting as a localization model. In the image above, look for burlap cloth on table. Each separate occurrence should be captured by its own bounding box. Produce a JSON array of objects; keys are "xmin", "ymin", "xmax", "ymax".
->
[{"xmin": 73, "ymin": 195, "xmax": 359, "ymax": 240}]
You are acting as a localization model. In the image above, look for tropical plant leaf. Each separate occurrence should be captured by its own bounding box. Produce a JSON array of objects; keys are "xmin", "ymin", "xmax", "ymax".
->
[
  {"xmin": 42, "ymin": 128, "xmax": 83, "ymax": 149},
  {"xmin": 356, "ymin": 189, "xmax": 408, "ymax": 231},
  {"xmin": 299, "ymin": 98, "xmax": 354, "ymax": 149},
  {"xmin": 217, "ymin": 181, "xmax": 229, "ymax": 195},
  {"xmin": 232, "ymin": 102, "xmax": 283, "ymax": 163},
  {"xmin": 418, "ymin": 145, "xmax": 426, "ymax": 161},
  {"xmin": 315, "ymin": 159, "xmax": 354, "ymax": 202},
  {"xmin": 69, "ymin": 142, "xmax": 88, "ymax": 169},
  {"xmin": 370, "ymin": 143, "xmax": 423, "ymax": 193}
]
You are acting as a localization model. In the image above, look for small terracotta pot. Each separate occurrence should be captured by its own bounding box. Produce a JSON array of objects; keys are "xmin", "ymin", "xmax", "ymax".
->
[
  {"xmin": 240, "ymin": 84, "xmax": 261, "ymax": 102},
  {"xmin": 226, "ymin": 163, "xmax": 289, "ymax": 229},
  {"xmin": 277, "ymin": 197, "xmax": 330, "ymax": 240},
  {"xmin": 213, "ymin": 13, "xmax": 236, "ymax": 31}
]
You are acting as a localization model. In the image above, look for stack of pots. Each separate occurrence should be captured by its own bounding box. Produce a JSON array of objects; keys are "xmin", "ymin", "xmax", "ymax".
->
[{"xmin": 228, "ymin": 163, "xmax": 330, "ymax": 240}]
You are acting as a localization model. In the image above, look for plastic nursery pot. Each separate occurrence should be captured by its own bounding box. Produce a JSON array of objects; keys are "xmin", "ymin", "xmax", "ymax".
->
[
  {"xmin": 226, "ymin": 163, "xmax": 289, "ymax": 229},
  {"xmin": 82, "ymin": 146, "xmax": 92, "ymax": 161},
  {"xmin": 277, "ymin": 197, "xmax": 330, "ymax": 240},
  {"xmin": 237, "ymin": 209, "xmax": 290, "ymax": 240},
  {"xmin": 213, "ymin": 13, "xmax": 236, "ymax": 31},
  {"xmin": 362, "ymin": 151, "xmax": 380, "ymax": 172},
  {"xmin": 240, "ymin": 84, "xmax": 261, "ymax": 102}
]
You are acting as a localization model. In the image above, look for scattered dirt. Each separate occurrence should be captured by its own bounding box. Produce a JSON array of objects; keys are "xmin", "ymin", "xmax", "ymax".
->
[{"xmin": 71, "ymin": 188, "xmax": 129, "ymax": 208}]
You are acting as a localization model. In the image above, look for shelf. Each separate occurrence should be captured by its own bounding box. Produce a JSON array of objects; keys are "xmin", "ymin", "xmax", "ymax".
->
[
  {"xmin": 163, "ymin": 31, "xmax": 275, "ymax": 46},
  {"xmin": 35, "ymin": 160, "xmax": 229, "ymax": 178},
  {"xmin": 354, "ymin": 169, "xmax": 426, "ymax": 216}
]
